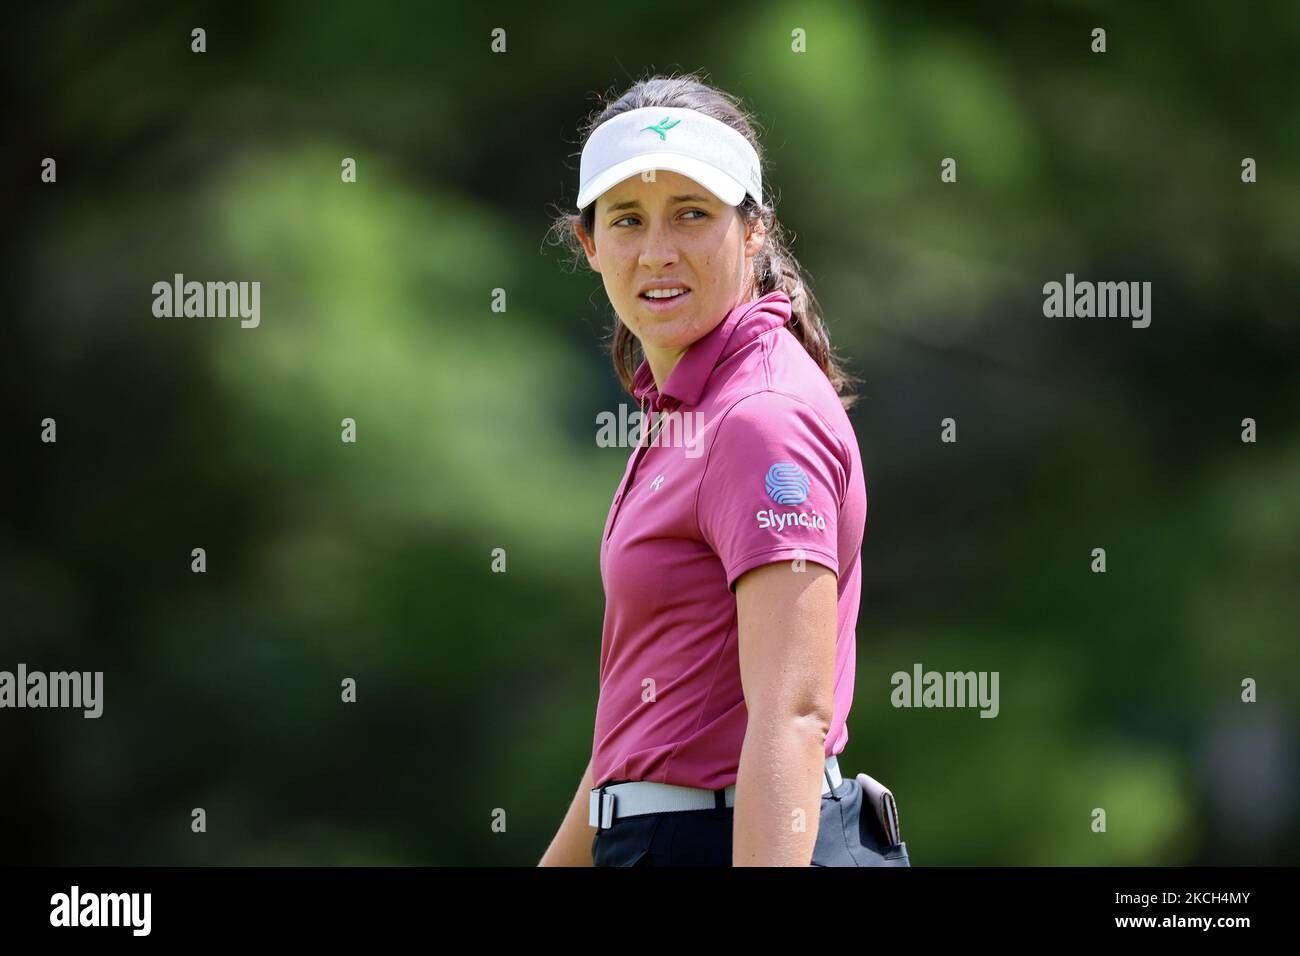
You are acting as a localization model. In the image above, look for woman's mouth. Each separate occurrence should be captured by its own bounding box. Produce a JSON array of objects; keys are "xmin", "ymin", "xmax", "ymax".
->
[{"xmin": 639, "ymin": 287, "xmax": 692, "ymax": 312}]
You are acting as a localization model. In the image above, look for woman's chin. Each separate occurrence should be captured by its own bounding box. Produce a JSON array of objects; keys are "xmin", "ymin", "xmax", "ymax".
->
[{"xmin": 640, "ymin": 325, "xmax": 702, "ymax": 351}]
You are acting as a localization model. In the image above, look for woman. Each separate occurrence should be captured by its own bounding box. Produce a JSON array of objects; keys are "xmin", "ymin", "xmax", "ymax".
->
[{"xmin": 539, "ymin": 73, "xmax": 909, "ymax": 867}]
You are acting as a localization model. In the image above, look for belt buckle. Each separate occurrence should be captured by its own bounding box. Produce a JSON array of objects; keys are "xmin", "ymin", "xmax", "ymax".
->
[{"xmin": 589, "ymin": 785, "xmax": 617, "ymax": 830}]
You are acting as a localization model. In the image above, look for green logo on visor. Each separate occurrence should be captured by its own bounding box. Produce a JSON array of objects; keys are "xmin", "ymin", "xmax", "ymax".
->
[{"xmin": 640, "ymin": 116, "xmax": 681, "ymax": 140}]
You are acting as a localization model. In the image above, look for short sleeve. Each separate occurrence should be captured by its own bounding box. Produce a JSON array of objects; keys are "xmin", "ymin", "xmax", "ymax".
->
[{"xmin": 696, "ymin": 391, "xmax": 850, "ymax": 591}]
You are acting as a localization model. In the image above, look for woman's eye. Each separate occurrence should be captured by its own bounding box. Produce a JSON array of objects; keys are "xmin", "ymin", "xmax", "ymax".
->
[{"xmin": 612, "ymin": 209, "xmax": 707, "ymax": 228}]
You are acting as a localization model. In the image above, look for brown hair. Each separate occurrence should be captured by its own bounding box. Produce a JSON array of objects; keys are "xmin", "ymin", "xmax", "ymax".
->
[{"xmin": 546, "ymin": 71, "xmax": 860, "ymax": 411}]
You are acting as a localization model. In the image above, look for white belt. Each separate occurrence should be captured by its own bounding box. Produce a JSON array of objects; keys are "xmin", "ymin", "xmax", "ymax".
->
[{"xmin": 589, "ymin": 755, "xmax": 843, "ymax": 830}]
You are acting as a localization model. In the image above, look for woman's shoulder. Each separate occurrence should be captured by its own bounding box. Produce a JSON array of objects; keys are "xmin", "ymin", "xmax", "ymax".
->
[{"xmin": 708, "ymin": 386, "xmax": 854, "ymax": 467}]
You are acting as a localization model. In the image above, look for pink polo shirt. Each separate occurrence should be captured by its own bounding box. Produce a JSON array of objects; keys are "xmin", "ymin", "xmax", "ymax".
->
[{"xmin": 592, "ymin": 289, "xmax": 868, "ymax": 791}]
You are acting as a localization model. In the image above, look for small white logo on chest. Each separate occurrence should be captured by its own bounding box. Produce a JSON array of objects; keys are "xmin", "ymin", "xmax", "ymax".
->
[{"xmin": 650, "ymin": 474, "xmax": 665, "ymax": 491}]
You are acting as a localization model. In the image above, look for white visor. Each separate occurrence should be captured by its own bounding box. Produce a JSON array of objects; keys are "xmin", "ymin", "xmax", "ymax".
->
[{"xmin": 576, "ymin": 106, "xmax": 762, "ymax": 211}]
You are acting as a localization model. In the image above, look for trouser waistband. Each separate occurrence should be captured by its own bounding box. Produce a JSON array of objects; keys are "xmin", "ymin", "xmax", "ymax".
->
[{"xmin": 589, "ymin": 754, "xmax": 843, "ymax": 830}]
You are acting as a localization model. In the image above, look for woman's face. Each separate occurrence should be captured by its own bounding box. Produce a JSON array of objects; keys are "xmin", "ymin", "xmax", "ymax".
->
[{"xmin": 576, "ymin": 169, "xmax": 766, "ymax": 358}]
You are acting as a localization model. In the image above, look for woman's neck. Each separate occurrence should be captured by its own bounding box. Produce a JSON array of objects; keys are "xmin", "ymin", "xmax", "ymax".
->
[{"xmin": 643, "ymin": 343, "xmax": 689, "ymax": 396}]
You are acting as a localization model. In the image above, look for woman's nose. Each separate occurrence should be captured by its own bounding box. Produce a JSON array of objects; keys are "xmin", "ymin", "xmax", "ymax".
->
[{"xmin": 637, "ymin": 225, "xmax": 679, "ymax": 268}]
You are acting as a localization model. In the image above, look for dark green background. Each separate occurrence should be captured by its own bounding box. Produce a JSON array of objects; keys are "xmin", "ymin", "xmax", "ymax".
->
[{"xmin": 4, "ymin": 0, "xmax": 1297, "ymax": 864}]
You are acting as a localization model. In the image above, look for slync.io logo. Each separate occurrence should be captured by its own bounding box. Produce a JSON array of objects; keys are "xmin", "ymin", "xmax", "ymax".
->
[{"xmin": 765, "ymin": 462, "xmax": 809, "ymax": 505}]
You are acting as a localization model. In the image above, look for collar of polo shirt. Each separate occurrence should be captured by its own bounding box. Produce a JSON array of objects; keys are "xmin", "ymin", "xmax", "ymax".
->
[{"xmin": 633, "ymin": 290, "xmax": 791, "ymax": 410}]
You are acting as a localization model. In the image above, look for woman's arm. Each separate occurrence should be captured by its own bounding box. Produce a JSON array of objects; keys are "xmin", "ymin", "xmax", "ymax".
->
[
  {"xmin": 538, "ymin": 755, "xmax": 598, "ymax": 866},
  {"xmin": 732, "ymin": 560, "xmax": 838, "ymax": 866}
]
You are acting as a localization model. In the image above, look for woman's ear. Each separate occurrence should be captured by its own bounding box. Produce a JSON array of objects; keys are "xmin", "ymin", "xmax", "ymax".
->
[
  {"xmin": 744, "ymin": 215, "xmax": 767, "ymax": 257},
  {"xmin": 574, "ymin": 219, "xmax": 601, "ymax": 273}
]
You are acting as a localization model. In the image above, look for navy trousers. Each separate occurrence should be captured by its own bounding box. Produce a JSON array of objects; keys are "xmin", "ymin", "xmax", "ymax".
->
[{"xmin": 592, "ymin": 774, "xmax": 911, "ymax": 867}]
